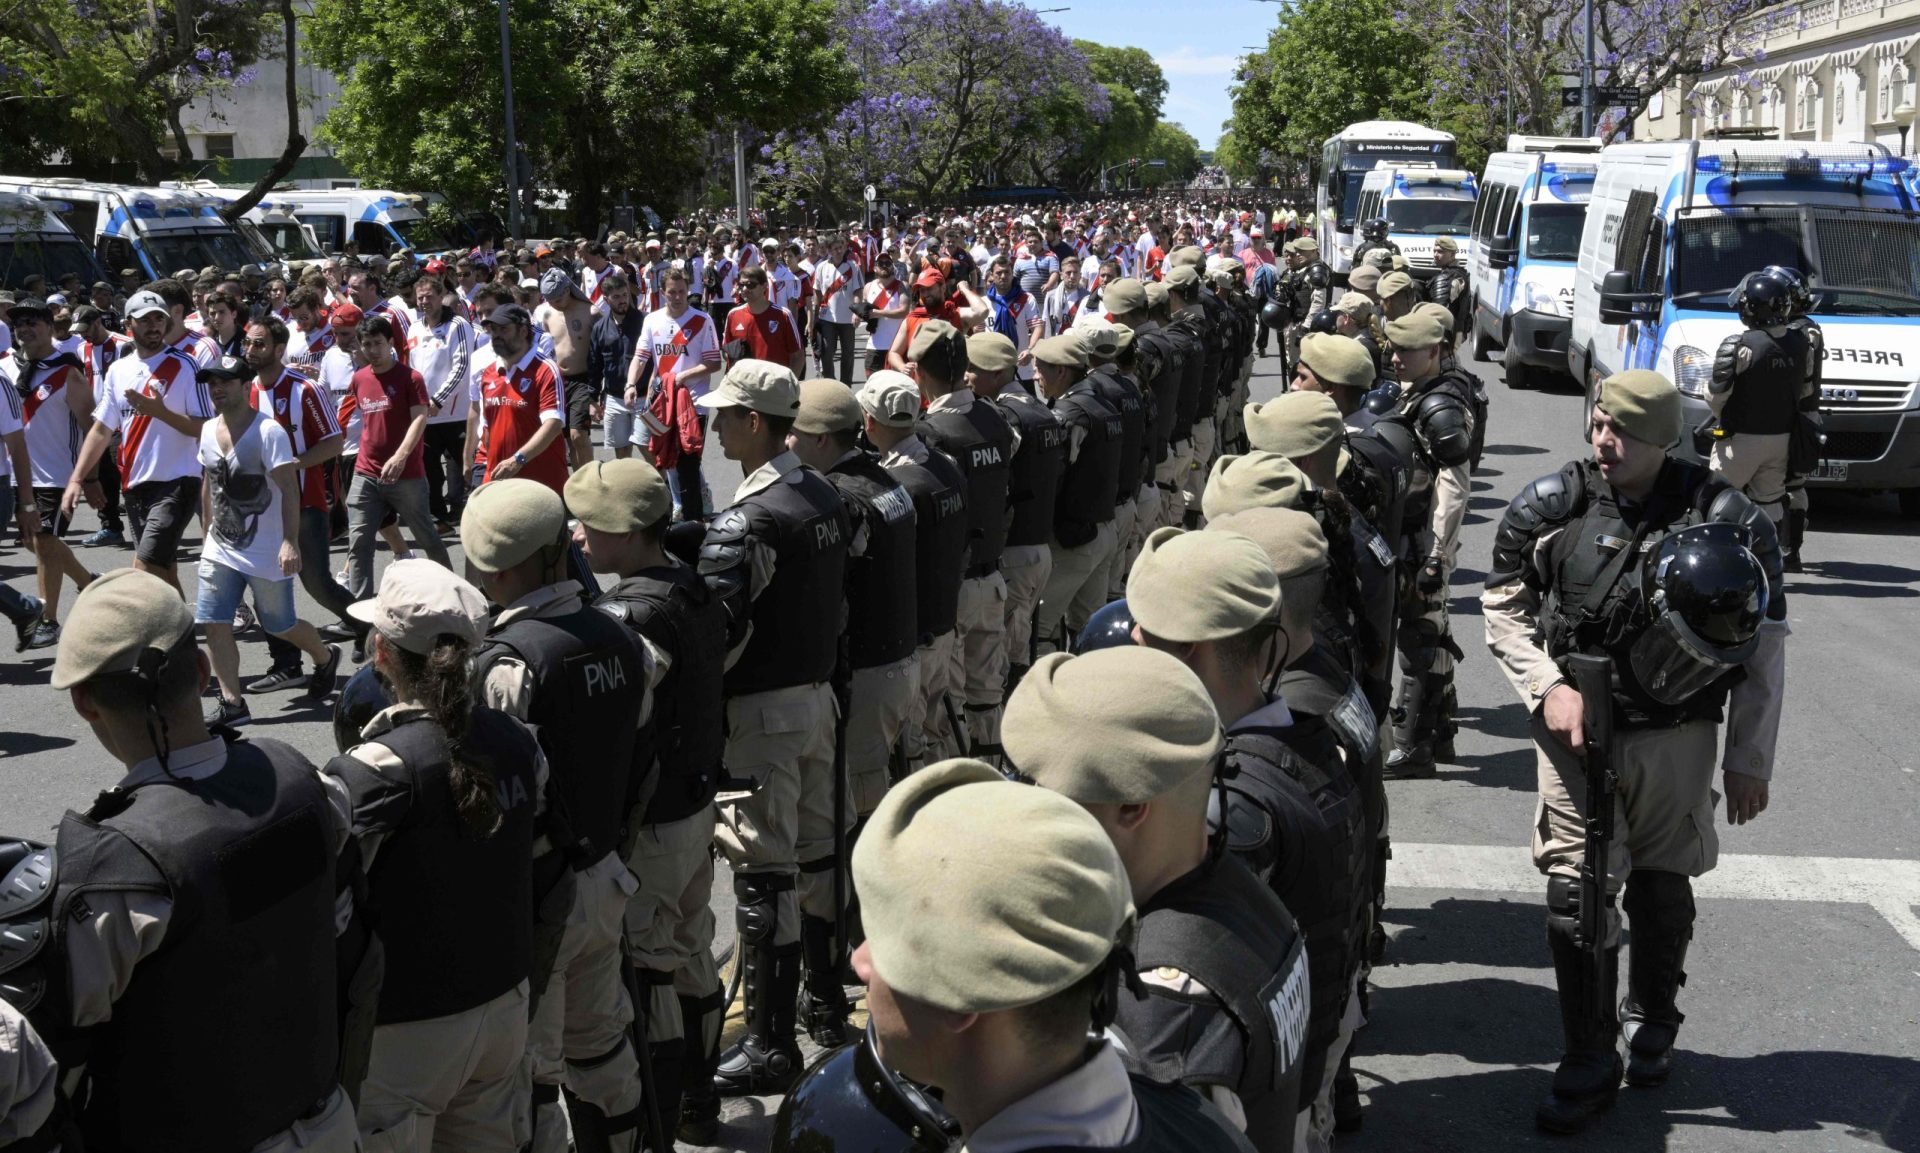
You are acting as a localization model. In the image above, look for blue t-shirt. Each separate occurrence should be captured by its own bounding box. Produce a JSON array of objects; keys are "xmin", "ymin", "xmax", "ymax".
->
[{"xmin": 1014, "ymin": 253, "xmax": 1057, "ymax": 297}]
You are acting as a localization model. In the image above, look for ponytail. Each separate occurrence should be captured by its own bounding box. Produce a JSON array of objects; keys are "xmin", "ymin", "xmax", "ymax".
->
[{"xmin": 388, "ymin": 635, "xmax": 502, "ymax": 838}]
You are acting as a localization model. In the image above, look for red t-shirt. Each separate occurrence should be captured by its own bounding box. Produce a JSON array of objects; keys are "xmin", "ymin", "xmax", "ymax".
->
[
  {"xmin": 251, "ymin": 368, "xmax": 342, "ymax": 511},
  {"xmin": 900, "ymin": 300, "xmax": 966, "ymax": 353},
  {"xmin": 349, "ymin": 361, "xmax": 429, "ymax": 480},
  {"xmin": 724, "ymin": 304, "xmax": 802, "ymax": 367},
  {"xmin": 480, "ymin": 348, "xmax": 568, "ymax": 494}
]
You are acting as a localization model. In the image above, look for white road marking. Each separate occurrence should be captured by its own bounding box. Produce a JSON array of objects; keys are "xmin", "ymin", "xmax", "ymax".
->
[{"xmin": 1392, "ymin": 842, "xmax": 1920, "ymax": 952}]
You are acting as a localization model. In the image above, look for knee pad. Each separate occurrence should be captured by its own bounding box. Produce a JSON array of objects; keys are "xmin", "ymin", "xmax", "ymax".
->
[
  {"xmin": 1622, "ymin": 870, "xmax": 1695, "ymax": 936},
  {"xmin": 1545, "ymin": 874, "xmax": 1584, "ymax": 939},
  {"xmin": 732, "ymin": 872, "xmax": 794, "ymax": 944}
]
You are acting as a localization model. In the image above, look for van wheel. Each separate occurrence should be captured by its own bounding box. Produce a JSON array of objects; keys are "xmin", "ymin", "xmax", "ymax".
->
[
  {"xmin": 1468, "ymin": 310, "xmax": 1493, "ymax": 362},
  {"xmin": 1505, "ymin": 353, "xmax": 1535, "ymax": 391},
  {"xmin": 1899, "ymin": 489, "xmax": 1920, "ymax": 519}
]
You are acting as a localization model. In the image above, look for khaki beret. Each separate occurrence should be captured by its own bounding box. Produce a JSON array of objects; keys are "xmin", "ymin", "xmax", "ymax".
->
[
  {"xmin": 1413, "ymin": 301, "xmax": 1456, "ymax": 332},
  {"xmin": 1032, "ymin": 333, "xmax": 1088, "ymax": 370},
  {"xmin": 857, "ymin": 370, "xmax": 921, "ymax": 428},
  {"xmin": 1347, "ymin": 265, "xmax": 1381, "ymax": 292},
  {"xmin": 1103, "ymin": 278, "xmax": 1148, "ymax": 315},
  {"xmin": 693, "ymin": 358, "xmax": 801, "ymax": 417},
  {"xmin": 461, "ymin": 478, "xmax": 568, "ymax": 573},
  {"xmin": 1435, "ymin": 236, "xmax": 1459, "ymax": 253},
  {"xmin": 564, "ymin": 458, "xmax": 669, "ymax": 533},
  {"xmin": 1128, "ymin": 527, "xmax": 1280, "ymax": 643},
  {"xmin": 1598, "ymin": 369, "xmax": 1682, "ymax": 447},
  {"xmin": 1297, "ymin": 332, "xmax": 1377, "ymax": 391},
  {"xmin": 966, "ymin": 330, "xmax": 1017, "ymax": 374},
  {"xmin": 854, "ymin": 758, "xmax": 1133, "ymax": 1014},
  {"xmin": 1164, "ymin": 265, "xmax": 1200, "ymax": 293},
  {"xmin": 1245, "ymin": 389, "xmax": 1345, "ymax": 459},
  {"xmin": 1207, "ymin": 506, "xmax": 1330, "ymax": 579},
  {"xmin": 793, "ymin": 377, "xmax": 864, "ymax": 435},
  {"xmin": 50, "ymin": 569, "xmax": 196, "ymax": 689},
  {"xmin": 1005, "ymin": 648, "xmax": 1223, "ymax": 805},
  {"xmin": 1143, "ymin": 281, "xmax": 1171, "ymax": 310},
  {"xmin": 1168, "ymin": 245, "xmax": 1207, "ymax": 269},
  {"xmin": 1293, "ymin": 236, "xmax": 1320, "ymax": 254},
  {"xmin": 1201, "ymin": 451, "xmax": 1311, "ymax": 520},
  {"xmin": 908, "ymin": 318, "xmax": 966, "ymax": 366},
  {"xmin": 1391, "ymin": 254, "xmax": 1410, "ymax": 271},
  {"xmin": 1377, "ymin": 270, "xmax": 1416, "ymax": 299},
  {"xmin": 1074, "ymin": 315, "xmax": 1120, "ymax": 360},
  {"xmin": 1384, "ymin": 310, "xmax": 1448, "ymax": 350},
  {"xmin": 1332, "ymin": 292, "xmax": 1375, "ymax": 320}
]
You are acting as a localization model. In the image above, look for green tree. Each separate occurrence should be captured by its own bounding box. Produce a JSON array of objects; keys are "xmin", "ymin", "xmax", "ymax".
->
[{"xmin": 1139, "ymin": 122, "xmax": 1201, "ymax": 186}]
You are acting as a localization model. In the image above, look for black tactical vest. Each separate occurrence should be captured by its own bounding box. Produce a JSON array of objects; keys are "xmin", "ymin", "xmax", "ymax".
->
[
  {"xmin": 884, "ymin": 446, "xmax": 969, "ymax": 639},
  {"xmin": 1089, "ymin": 365, "xmax": 1149, "ymax": 500},
  {"xmin": 827, "ymin": 452, "xmax": 920, "ymax": 669},
  {"xmin": 597, "ymin": 565, "xmax": 728, "ymax": 825},
  {"xmin": 995, "ymin": 388, "xmax": 1069, "ymax": 549},
  {"xmin": 1050, "ymin": 381, "xmax": 1124, "ymax": 546},
  {"xmin": 53, "ymin": 737, "xmax": 338, "ymax": 1153},
  {"xmin": 1135, "ymin": 326, "xmax": 1186, "ymax": 456},
  {"xmin": 1341, "ymin": 427, "xmax": 1411, "ymax": 557},
  {"xmin": 725, "ymin": 465, "xmax": 852, "ymax": 695},
  {"xmin": 1289, "ymin": 260, "xmax": 1331, "ymax": 321},
  {"xmin": 481, "ymin": 597, "xmax": 646, "ymax": 866},
  {"xmin": 918, "ymin": 397, "xmax": 1013, "ymax": 574},
  {"xmin": 336, "ymin": 709, "xmax": 539, "ymax": 1024},
  {"xmin": 1163, "ymin": 314, "xmax": 1207, "ymax": 438},
  {"xmin": 1196, "ymin": 291, "xmax": 1229, "ymax": 396},
  {"xmin": 1718, "ymin": 327, "xmax": 1806, "ymax": 436},
  {"xmin": 1225, "ymin": 725, "xmax": 1369, "ymax": 1107},
  {"xmin": 1022, "ymin": 1070, "xmax": 1259, "ymax": 1153},
  {"xmin": 1125, "ymin": 854, "xmax": 1309, "ymax": 1153}
]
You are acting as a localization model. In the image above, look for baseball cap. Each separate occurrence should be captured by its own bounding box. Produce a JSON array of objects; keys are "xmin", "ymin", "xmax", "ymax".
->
[
  {"xmin": 70, "ymin": 305, "xmax": 101, "ymax": 333},
  {"xmin": 6, "ymin": 296, "xmax": 51, "ymax": 321},
  {"xmin": 913, "ymin": 266, "xmax": 946, "ymax": 289},
  {"xmin": 49, "ymin": 569, "xmax": 197, "ymax": 690},
  {"xmin": 485, "ymin": 303, "xmax": 533, "ymax": 327},
  {"xmin": 125, "ymin": 290, "xmax": 169, "ymax": 319},
  {"xmin": 347, "ymin": 559, "xmax": 489, "ymax": 655},
  {"xmin": 199, "ymin": 355, "xmax": 250, "ymax": 381},
  {"xmin": 331, "ymin": 302, "xmax": 364, "ymax": 327},
  {"xmin": 539, "ymin": 267, "xmax": 584, "ymax": 301},
  {"xmin": 857, "ymin": 371, "xmax": 921, "ymax": 428},
  {"xmin": 694, "ymin": 359, "xmax": 802, "ymax": 417}
]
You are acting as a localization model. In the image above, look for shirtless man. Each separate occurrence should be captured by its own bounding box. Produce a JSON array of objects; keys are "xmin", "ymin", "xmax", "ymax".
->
[{"xmin": 537, "ymin": 266, "xmax": 596, "ymax": 469}]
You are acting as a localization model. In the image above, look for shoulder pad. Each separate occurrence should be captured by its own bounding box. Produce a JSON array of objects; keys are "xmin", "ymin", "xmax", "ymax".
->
[
  {"xmin": 697, "ymin": 507, "xmax": 752, "ymax": 568},
  {"xmin": 595, "ymin": 599, "xmax": 633, "ymax": 627},
  {"xmin": 0, "ymin": 840, "xmax": 55, "ymax": 1013},
  {"xmin": 1488, "ymin": 463, "xmax": 1586, "ymax": 588},
  {"xmin": 1414, "ymin": 389, "xmax": 1475, "ymax": 467},
  {"xmin": 1362, "ymin": 382, "xmax": 1402, "ymax": 415},
  {"xmin": 1306, "ymin": 265, "xmax": 1331, "ymax": 288},
  {"xmin": 1703, "ymin": 482, "xmax": 1787, "ymax": 615}
]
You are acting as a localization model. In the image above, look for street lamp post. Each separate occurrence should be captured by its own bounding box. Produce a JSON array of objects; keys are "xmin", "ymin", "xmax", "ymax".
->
[{"xmin": 497, "ymin": 0, "xmax": 522, "ymax": 242}]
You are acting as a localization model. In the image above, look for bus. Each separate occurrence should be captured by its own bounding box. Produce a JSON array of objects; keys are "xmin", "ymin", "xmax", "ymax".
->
[{"xmin": 1316, "ymin": 121, "xmax": 1457, "ymax": 275}]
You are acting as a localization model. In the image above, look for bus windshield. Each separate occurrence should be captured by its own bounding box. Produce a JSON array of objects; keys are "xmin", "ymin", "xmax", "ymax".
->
[
  {"xmin": 1387, "ymin": 198, "xmax": 1474, "ymax": 235},
  {"xmin": 1326, "ymin": 141, "xmax": 1457, "ymax": 228}
]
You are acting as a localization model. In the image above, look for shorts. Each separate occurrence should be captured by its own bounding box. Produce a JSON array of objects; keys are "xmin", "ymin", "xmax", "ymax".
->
[
  {"xmin": 33, "ymin": 488, "xmax": 73, "ymax": 536},
  {"xmin": 124, "ymin": 477, "xmax": 201, "ymax": 567},
  {"xmin": 194, "ymin": 557, "xmax": 299, "ymax": 634},
  {"xmin": 565, "ymin": 376, "xmax": 596, "ymax": 432},
  {"xmin": 603, "ymin": 399, "xmax": 636, "ymax": 450}
]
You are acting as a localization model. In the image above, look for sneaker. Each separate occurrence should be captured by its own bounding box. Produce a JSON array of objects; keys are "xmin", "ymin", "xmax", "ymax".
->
[
  {"xmin": 12, "ymin": 596, "xmax": 46, "ymax": 652},
  {"xmin": 205, "ymin": 696, "xmax": 252, "ymax": 728},
  {"xmin": 233, "ymin": 603, "xmax": 256, "ymax": 632},
  {"xmin": 318, "ymin": 621, "xmax": 358, "ymax": 642},
  {"xmin": 82, "ymin": 527, "xmax": 126, "ymax": 548},
  {"xmin": 335, "ymin": 564, "xmax": 352, "ymax": 587},
  {"xmin": 303, "ymin": 644, "xmax": 343, "ymax": 701},
  {"xmin": 23, "ymin": 620, "xmax": 60, "ymax": 651},
  {"xmin": 246, "ymin": 665, "xmax": 309, "ymax": 694}
]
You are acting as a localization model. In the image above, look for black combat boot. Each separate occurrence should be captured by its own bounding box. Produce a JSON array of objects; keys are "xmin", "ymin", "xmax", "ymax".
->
[
  {"xmin": 1783, "ymin": 507, "xmax": 1807, "ymax": 573},
  {"xmin": 1431, "ymin": 676, "xmax": 1460, "ymax": 763},
  {"xmin": 1332, "ymin": 1043, "xmax": 1364, "ymax": 1132},
  {"xmin": 1621, "ymin": 870, "xmax": 1694, "ymax": 1087},
  {"xmin": 1537, "ymin": 878, "xmax": 1622, "ymax": 1134},
  {"xmin": 713, "ymin": 936, "xmax": 803, "ymax": 1097},
  {"xmin": 1384, "ymin": 673, "xmax": 1435, "ymax": 779},
  {"xmin": 676, "ymin": 988, "xmax": 724, "ymax": 1144},
  {"xmin": 798, "ymin": 914, "xmax": 852, "ymax": 1047}
]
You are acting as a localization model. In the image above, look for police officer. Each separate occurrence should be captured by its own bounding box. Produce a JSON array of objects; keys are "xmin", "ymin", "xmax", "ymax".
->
[
  {"xmin": 1483, "ymin": 370, "xmax": 1787, "ymax": 1133},
  {"xmin": 1164, "ymin": 265, "xmax": 1218, "ymax": 524},
  {"xmin": 1708, "ymin": 269, "xmax": 1810, "ymax": 531},
  {"xmin": 784, "ymin": 376, "xmax": 920, "ymax": 1046},
  {"xmin": 912, "ymin": 320, "xmax": 1015, "ymax": 759},
  {"xmin": 1004, "ymin": 646, "xmax": 1309, "ymax": 1153},
  {"xmin": 774, "ymin": 759, "xmax": 1257, "ymax": 1153},
  {"xmin": 566, "ymin": 458, "xmax": 728, "ymax": 1144},
  {"xmin": 861, "ymin": 371, "xmax": 970, "ymax": 767},
  {"xmin": 1077, "ymin": 316, "xmax": 1151, "ymax": 598},
  {"xmin": 1, "ymin": 569, "xmax": 358, "ymax": 1151},
  {"xmin": 1106, "ymin": 279, "xmax": 1179, "ymax": 533},
  {"xmin": 1033, "ymin": 332, "xmax": 1123, "ymax": 655},
  {"xmin": 1152, "ymin": 276, "xmax": 1207, "ymax": 530},
  {"xmin": 329, "ymin": 560, "xmax": 542, "ymax": 1153},
  {"xmin": 963, "ymin": 332, "xmax": 1057, "ymax": 689},
  {"xmin": 1350, "ymin": 219, "xmax": 1398, "ymax": 275},
  {"xmin": 1426, "ymin": 237, "xmax": 1469, "ymax": 336},
  {"xmin": 1771, "ymin": 266, "xmax": 1823, "ymax": 571},
  {"xmin": 1375, "ymin": 271, "xmax": 1420, "ymax": 323},
  {"xmin": 1132, "ymin": 520, "xmax": 1370, "ymax": 1151},
  {"xmin": 465, "ymin": 478, "xmax": 650, "ymax": 1153},
  {"xmin": 1378, "ymin": 310, "xmax": 1476, "ymax": 779},
  {"xmin": 1281, "ymin": 239, "xmax": 1332, "ymax": 374},
  {"xmin": 694, "ymin": 359, "xmax": 851, "ymax": 1093}
]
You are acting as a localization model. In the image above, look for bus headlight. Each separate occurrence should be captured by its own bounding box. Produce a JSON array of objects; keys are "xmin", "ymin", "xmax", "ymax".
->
[{"xmin": 1673, "ymin": 345, "xmax": 1712, "ymax": 398}]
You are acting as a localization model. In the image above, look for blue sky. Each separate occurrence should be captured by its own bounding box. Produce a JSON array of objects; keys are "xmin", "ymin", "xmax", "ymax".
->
[{"xmin": 1028, "ymin": 0, "xmax": 1276, "ymax": 151}]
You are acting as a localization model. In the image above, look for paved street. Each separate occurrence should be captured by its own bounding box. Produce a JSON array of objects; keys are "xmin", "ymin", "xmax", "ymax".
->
[{"xmin": 4, "ymin": 347, "xmax": 1917, "ymax": 1150}]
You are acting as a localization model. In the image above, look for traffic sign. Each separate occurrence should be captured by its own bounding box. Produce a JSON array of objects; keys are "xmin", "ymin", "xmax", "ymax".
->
[
  {"xmin": 863, "ymin": 184, "xmax": 877, "ymax": 203},
  {"xmin": 1564, "ymin": 84, "xmax": 1641, "ymax": 107},
  {"xmin": 1147, "ymin": 158, "xmax": 1167, "ymax": 167}
]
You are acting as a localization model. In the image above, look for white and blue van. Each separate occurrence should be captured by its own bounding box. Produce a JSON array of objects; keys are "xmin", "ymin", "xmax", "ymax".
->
[
  {"xmin": 286, "ymin": 190, "xmax": 460, "ymax": 259},
  {"xmin": 0, "ymin": 178, "xmax": 257, "ymax": 278},
  {"xmin": 1351, "ymin": 164, "xmax": 1478, "ymax": 277},
  {"xmin": 1570, "ymin": 140, "xmax": 1920, "ymax": 508},
  {"xmin": 0, "ymin": 190, "xmax": 108, "ymax": 291},
  {"xmin": 1468, "ymin": 136, "xmax": 1603, "ymax": 388}
]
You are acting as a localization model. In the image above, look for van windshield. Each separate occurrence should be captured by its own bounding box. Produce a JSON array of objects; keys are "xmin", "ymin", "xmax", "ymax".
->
[
  {"xmin": 0, "ymin": 236, "xmax": 101, "ymax": 291},
  {"xmin": 1525, "ymin": 204, "xmax": 1584, "ymax": 261},
  {"xmin": 391, "ymin": 216, "xmax": 456, "ymax": 254},
  {"xmin": 258, "ymin": 221, "xmax": 321, "ymax": 260},
  {"xmin": 1387, "ymin": 198, "xmax": 1473, "ymax": 235},
  {"xmin": 1672, "ymin": 209, "xmax": 1920, "ymax": 316},
  {"xmin": 143, "ymin": 229, "xmax": 257, "ymax": 274}
]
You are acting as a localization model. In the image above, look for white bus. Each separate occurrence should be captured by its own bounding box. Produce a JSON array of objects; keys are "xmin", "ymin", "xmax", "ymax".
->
[{"xmin": 1316, "ymin": 121, "xmax": 1457, "ymax": 275}]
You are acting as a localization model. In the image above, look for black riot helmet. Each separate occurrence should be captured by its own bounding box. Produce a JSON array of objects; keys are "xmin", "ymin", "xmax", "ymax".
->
[
  {"xmin": 1075, "ymin": 598, "xmax": 1138, "ymax": 652},
  {"xmin": 1628, "ymin": 522, "xmax": 1768, "ymax": 706},
  {"xmin": 1761, "ymin": 263, "xmax": 1814, "ymax": 320},
  {"xmin": 771, "ymin": 1027, "xmax": 959, "ymax": 1153},
  {"xmin": 1730, "ymin": 269, "xmax": 1793, "ymax": 330},
  {"xmin": 1260, "ymin": 298, "xmax": 1288, "ymax": 328},
  {"xmin": 1307, "ymin": 309, "xmax": 1339, "ymax": 335},
  {"xmin": 333, "ymin": 664, "xmax": 394, "ymax": 752},
  {"xmin": 1362, "ymin": 218, "xmax": 1390, "ymax": 243}
]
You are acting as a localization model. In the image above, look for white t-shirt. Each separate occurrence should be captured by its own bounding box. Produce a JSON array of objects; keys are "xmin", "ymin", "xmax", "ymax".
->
[
  {"xmin": 320, "ymin": 345, "xmax": 362, "ymax": 454},
  {"xmin": 411, "ymin": 314, "xmax": 474, "ymax": 424},
  {"xmin": 770, "ymin": 264, "xmax": 802, "ymax": 313},
  {"xmin": 864, "ymin": 277, "xmax": 907, "ymax": 356},
  {"xmin": 634, "ymin": 307, "xmax": 722, "ymax": 398},
  {"xmin": 95, "ymin": 349, "xmax": 211, "ymax": 487},
  {"xmin": 198, "ymin": 410, "xmax": 294, "ymax": 580},
  {"xmin": 812, "ymin": 259, "xmax": 863, "ymax": 325},
  {"xmin": 0, "ymin": 356, "xmax": 87, "ymax": 487}
]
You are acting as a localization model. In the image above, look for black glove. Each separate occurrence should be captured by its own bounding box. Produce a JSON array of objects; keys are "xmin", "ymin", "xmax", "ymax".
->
[{"xmin": 1417, "ymin": 559, "xmax": 1446, "ymax": 596}]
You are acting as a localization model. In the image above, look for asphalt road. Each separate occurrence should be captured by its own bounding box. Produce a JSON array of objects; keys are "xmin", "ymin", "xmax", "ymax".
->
[{"xmin": 4, "ymin": 341, "xmax": 1917, "ymax": 1151}]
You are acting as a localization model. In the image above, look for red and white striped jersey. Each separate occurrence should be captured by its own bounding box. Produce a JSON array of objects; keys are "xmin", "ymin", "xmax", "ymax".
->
[{"xmin": 96, "ymin": 348, "xmax": 211, "ymax": 486}]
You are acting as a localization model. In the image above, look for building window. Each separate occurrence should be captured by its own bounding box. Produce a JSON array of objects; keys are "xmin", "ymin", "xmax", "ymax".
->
[
  {"xmin": 1732, "ymin": 90, "xmax": 1751, "ymax": 128},
  {"xmin": 1798, "ymin": 78, "xmax": 1821, "ymax": 131},
  {"xmin": 202, "ymin": 133, "xmax": 235, "ymax": 159}
]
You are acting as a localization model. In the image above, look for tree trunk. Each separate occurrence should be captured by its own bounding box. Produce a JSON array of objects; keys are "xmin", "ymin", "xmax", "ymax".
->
[{"xmin": 222, "ymin": 0, "xmax": 309, "ymax": 221}]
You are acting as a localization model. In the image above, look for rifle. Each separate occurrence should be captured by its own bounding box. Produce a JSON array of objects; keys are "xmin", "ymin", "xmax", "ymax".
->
[
  {"xmin": 830, "ymin": 638, "xmax": 853, "ymax": 994},
  {"xmin": 1566, "ymin": 653, "xmax": 1618, "ymax": 1021}
]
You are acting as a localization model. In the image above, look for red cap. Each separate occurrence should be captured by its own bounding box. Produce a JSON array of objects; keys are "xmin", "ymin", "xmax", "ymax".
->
[
  {"xmin": 914, "ymin": 266, "xmax": 946, "ymax": 288},
  {"xmin": 331, "ymin": 302, "xmax": 364, "ymax": 326},
  {"xmin": 424, "ymin": 259, "xmax": 448, "ymax": 275}
]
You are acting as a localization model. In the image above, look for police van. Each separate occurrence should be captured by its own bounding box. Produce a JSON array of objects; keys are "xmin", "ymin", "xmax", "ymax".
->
[
  {"xmin": 1350, "ymin": 164, "xmax": 1478, "ymax": 276},
  {"xmin": 0, "ymin": 189, "xmax": 108, "ymax": 291},
  {"xmin": 0, "ymin": 177, "xmax": 257, "ymax": 279},
  {"xmin": 285, "ymin": 190, "xmax": 460, "ymax": 259},
  {"xmin": 1569, "ymin": 140, "xmax": 1920, "ymax": 507},
  {"xmin": 161, "ymin": 181, "xmax": 325, "ymax": 264},
  {"xmin": 1467, "ymin": 136, "xmax": 1603, "ymax": 389}
]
